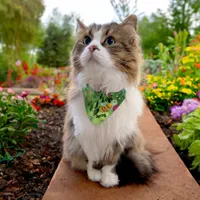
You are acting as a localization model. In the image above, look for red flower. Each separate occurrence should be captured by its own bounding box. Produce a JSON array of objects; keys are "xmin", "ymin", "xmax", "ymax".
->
[
  {"xmin": 31, "ymin": 67, "xmax": 39, "ymax": 75},
  {"xmin": 54, "ymin": 79, "xmax": 61, "ymax": 85},
  {"xmin": 31, "ymin": 97, "xmax": 39, "ymax": 104},
  {"xmin": 183, "ymin": 68, "xmax": 187, "ymax": 72},
  {"xmin": 194, "ymin": 63, "xmax": 200, "ymax": 69},
  {"xmin": 53, "ymin": 99, "xmax": 65, "ymax": 106},
  {"xmin": 31, "ymin": 103, "xmax": 40, "ymax": 111},
  {"xmin": 45, "ymin": 97, "xmax": 51, "ymax": 103},
  {"xmin": 22, "ymin": 61, "xmax": 29, "ymax": 74}
]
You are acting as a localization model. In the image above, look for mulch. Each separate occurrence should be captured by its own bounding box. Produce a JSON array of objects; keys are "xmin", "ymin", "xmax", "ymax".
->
[{"xmin": 0, "ymin": 106, "xmax": 65, "ymax": 200}]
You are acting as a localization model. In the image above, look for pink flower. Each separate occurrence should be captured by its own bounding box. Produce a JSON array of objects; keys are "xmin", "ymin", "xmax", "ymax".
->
[
  {"xmin": 17, "ymin": 95, "xmax": 23, "ymax": 100},
  {"xmin": 7, "ymin": 88, "xmax": 14, "ymax": 94},
  {"xmin": 15, "ymin": 60, "xmax": 21, "ymax": 66},
  {"xmin": 0, "ymin": 87, "xmax": 3, "ymax": 92},
  {"xmin": 152, "ymin": 83, "xmax": 157, "ymax": 88}
]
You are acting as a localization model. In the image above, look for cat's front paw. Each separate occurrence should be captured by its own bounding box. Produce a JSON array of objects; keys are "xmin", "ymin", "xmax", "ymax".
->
[
  {"xmin": 87, "ymin": 168, "xmax": 101, "ymax": 182},
  {"xmin": 101, "ymin": 172, "xmax": 119, "ymax": 188}
]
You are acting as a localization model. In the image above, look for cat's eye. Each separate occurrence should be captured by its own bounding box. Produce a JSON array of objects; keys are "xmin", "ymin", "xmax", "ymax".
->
[
  {"xmin": 105, "ymin": 36, "xmax": 115, "ymax": 46},
  {"xmin": 83, "ymin": 36, "xmax": 91, "ymax": 45}
]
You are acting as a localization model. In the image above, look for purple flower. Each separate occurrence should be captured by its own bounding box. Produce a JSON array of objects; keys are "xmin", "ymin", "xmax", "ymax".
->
[
  {"xmin": 170, "ymin": 106, "xmax": 184, "ymax": 120},
  {"xmin": 40, "ymin": 95, "xmax": 45, "ymax": 99},
  {"xmin": 19, "ymin": 91, "xmax": 29, "ymax": 98},
  {"xmin": 26, "ymin": 75, "xmax": 35, "ymax": 82},
  {"xmin": 112, "ymin": 104, "xmax": 119, "ymax": 111},
  {"xmin": 182, "ymin": 99, "xmax": 200, "ymax": 113},
  {"xmin": 171, "ymin": 99, "xmax": 200, "ymax": 120}
]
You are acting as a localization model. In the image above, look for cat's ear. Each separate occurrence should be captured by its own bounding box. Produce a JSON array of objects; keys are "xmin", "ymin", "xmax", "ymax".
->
[
  {"xmin": 76, "ymin": 18, "xmax": 87, "ymax": 30},
  {"xmin": 121, "ymin": 14, "xmax": 138, "ymax": 31}
]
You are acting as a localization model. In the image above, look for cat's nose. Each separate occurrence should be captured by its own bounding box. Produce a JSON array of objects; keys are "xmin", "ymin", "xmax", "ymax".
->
[{"xmin": 89, "ymin": 45, "xmax": 98, "ymax": 53}]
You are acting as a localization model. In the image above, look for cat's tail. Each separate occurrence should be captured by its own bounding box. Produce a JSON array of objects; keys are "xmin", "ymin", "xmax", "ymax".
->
[{"xmin": 115, "ymin": 150, "xmax": 157, "ymax": 186}]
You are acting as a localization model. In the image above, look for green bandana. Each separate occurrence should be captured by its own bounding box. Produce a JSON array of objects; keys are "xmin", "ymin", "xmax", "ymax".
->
[{"xmin": 82, "ymin": 84, "xmax": 126, "ymax": 125}]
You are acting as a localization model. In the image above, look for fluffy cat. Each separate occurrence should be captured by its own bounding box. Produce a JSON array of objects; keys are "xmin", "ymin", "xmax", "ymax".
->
[{"xmin": 62, "ymin": 14, "xmax": 155, "ymax": 188}]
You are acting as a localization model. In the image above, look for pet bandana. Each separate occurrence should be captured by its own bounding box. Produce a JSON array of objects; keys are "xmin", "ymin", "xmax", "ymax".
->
[{"xmin": 83, "ymin": 84, "xmax": 126, "ymax": 125}]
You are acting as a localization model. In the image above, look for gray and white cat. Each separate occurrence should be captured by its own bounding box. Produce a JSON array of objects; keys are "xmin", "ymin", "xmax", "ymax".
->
[{"xmin": 62, "ymin": 15, "xmax": 155, "ymax": 188}]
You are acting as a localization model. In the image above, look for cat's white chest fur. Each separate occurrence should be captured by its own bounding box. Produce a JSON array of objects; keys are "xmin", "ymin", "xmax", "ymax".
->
[{"xmin": 68, "ymin": 87, "xmax": 143, "ymax": 162}]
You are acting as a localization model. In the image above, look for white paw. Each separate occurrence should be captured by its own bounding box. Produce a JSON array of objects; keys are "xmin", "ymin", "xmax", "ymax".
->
[
  {"xmin": 87, "ymin": 169, "xmax": 101, "ymax": 182},
  {"xmin": 101, "ymin": 172, "xmax": 119, "ymax": 188}
]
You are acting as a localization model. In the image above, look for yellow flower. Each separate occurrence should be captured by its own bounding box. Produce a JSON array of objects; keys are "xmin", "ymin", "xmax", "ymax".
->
[
  {"xmin": 167, "ymin": 85, "xmax": 177, "ymax": 91},
  {"xmin": 181, "ymin": 56, "xmax": 194, "ymax": 64},
  {"xmin": 180, "ymin": 88, "xmax": 193, "ymax": 94},
  {"xmin": 185, "ymin": 81, "xmax": 192, "ymax": 86}
]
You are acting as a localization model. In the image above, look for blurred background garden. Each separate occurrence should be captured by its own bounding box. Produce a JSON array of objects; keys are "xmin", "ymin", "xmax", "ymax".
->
[{"xmin": 0, "ymin": 0, "xmax": 200, "ymax": 199}]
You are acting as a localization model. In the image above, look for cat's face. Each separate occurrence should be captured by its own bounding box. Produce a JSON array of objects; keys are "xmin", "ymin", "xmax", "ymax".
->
[{"xmin": 71, "ymin": 15, "xmax": 142, "ymax": 89}]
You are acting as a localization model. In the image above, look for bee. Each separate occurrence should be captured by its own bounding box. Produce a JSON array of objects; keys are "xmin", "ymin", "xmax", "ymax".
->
[{"xmin": 99, "ymin": 103, "xmax": 112, "ymax": 112}]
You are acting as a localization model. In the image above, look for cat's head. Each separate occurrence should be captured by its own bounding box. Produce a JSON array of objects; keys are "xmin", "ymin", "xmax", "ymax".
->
[{"xmin": 71, "ymin": 15, "xmax": 142, "ymax": 91}]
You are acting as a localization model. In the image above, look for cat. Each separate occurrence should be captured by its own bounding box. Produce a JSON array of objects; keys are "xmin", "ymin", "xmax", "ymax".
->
[{"xmin": 62, "ymin": 14, "xmax": 155, "ymax": 188}]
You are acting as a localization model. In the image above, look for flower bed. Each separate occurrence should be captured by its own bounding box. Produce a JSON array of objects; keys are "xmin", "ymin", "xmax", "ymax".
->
[
  {"xmin": 0, "ymin": 61, "xmax": 69, "ymax": 98},
  {"xmin": 142, "ymin": 34, "xmax": 200, "ymax": 184},
  {"xmin": 0, "ymin": 88, "xmax": 66, "ymax": 199},
  {"xmin": 0, "ymin": 106, "xmax": 65, "ymax": 199}
]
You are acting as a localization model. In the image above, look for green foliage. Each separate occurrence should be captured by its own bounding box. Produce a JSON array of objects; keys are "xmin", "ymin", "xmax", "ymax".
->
[
  {"xmin": 142, "ymin": 30, "xmax": 189, "ymax": 77},
  {"xmin": 138, "ymin": 14, "xmax": 172, "ymax": 55},
  {"xmin": 0, "ymin": 0, "xmax": 45, "ymax": 66},
  {"xmin": 169, "ymin": 0, "xmax": 200, "ymax": 33},
  {"xmin": 174, "ymin": 107, "xmax": 200, "ymax": 171},
  {"xmin": 154, "ymin": 30, "xmax": 189, "ymax": 74},
  {"xmin": 0, "ymin": 53, "xmax": 9, "ymax": 83},
  {"xmin": 0, "ymin": 90, "xmax": 39, "ymax": 162},
  {"xmin": 138, "ymin": 0, "xmax": 200, "ymax": 55},
  {"xmin": 37, "ymin": 9, "xmax": 75, "ymax": 68}
]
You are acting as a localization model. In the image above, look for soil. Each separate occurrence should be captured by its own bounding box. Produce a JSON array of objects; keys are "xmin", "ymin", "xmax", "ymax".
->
[
  {"xmin": 0, "ymin": 106, "xmax": 65, "ymax": 200},
  {"xmin": 150, "ymin": 109, "xmax": 200, "ymax": 185}
]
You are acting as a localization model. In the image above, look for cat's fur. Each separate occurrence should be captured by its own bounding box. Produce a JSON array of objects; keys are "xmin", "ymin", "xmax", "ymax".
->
[{"xmin": 62, "ymin": 15, "xmax": 155, "ymax": 188}]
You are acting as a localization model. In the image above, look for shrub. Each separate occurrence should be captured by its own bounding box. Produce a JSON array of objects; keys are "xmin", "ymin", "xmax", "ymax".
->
[
  {"xmin": 174, "ymin": 107, "xmax": 200, "ymax": 172},
  {"xmin": 0, "ymin": 88, "xmax": 39, "ymax": 162}
]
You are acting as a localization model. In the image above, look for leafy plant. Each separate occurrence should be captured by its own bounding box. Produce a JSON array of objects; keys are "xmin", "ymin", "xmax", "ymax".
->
[
  {"xmin": 0, "ymin": 89, "xmax": 39, "ymax": 162},
  {"xmin": 174, "ymin": 107, "xmax": 200, "ymax": 171},
  {"xmin": 154, "ymin": 30, "xmax": 189, "ymax": 75}
]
